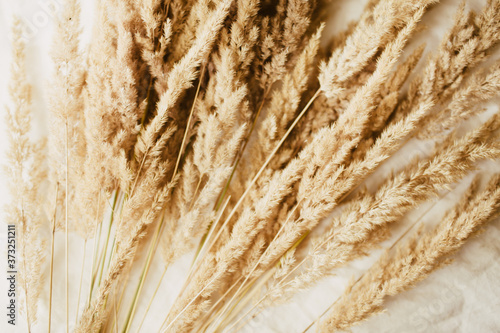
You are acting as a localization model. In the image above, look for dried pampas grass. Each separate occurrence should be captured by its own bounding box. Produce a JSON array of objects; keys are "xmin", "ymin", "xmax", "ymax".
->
[{"xmin": 2, "ymin": 0, "xmax": 500, "ymax": 332}]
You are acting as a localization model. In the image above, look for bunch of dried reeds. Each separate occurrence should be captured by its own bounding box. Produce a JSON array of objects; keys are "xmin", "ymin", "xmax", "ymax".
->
[{"xmin": 4, "ymin": 0, "xmax": 500, "ymax": 332}]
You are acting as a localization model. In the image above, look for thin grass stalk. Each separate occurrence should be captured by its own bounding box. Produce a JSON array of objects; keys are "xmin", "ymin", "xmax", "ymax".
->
[
  {"xmin": 102, "ymin": 236, "xmax": 118, "ymax": 309},
  {"xmin": 110, "ymin": 208, "xmax": 168, "ymax": 328},
  {"xmin": 122, "ymin": 213, "xmax": 165, "ymax": 333},
  {"xmin": 300, "ymin": 278, "xmax": 357, "ymax": 333},
  {"xmin": 218, "ymin": 269, "xmax": 277, "ymax": 333},
  {"xmin": 102, "ymin": 190, "xmax": 145, "ymax": 319},
  {"xmin": 161, "ymin": 272, "xmax": 223, "ymax": 332},
  {"xmin": 48, "ymin": 228, "xmax": 55, "ymax": 332},
  {"xmin": 188, "ymin": 176, "xmax": 205, "ymax": 214},
  {"xmin": 93, "ymin": 193, "xmax": 121, "ymax": 296},
  {"xmin": 105, "ymin": 192, "xmax": 131, "ymax": 295},
  {"xmin": 138, "ymin": 58, "xmax": 206, "ymax": 265},
  {"xmin": 75, "ymin": 239, "xmax": 88, "ymax": 323},
  {"xmin": 207, "ymin": 226, "xmax": 310, "ymax": 332},
  {"xmin": 48, "ymin": 184, "xmax": 59, "ymax": 333},
  {"xmin": 211, "ymin": 202, "xmax": 300, "ymax": 327},
  {"xmin": 226, "ymin": 223, "xmax": 373, "ymax": 332},
  {"xmin": 84, "ymin": 180, "xmax": 178, "ymax": 332},
  {"xmin": 111, "ymin": 259, "xmax": 134, "ymax": 331},
  {"xmin": 198, "ymin": 276, "xmax": 245, "ymax": 332},
  {"xmin": 132, "ymin": 219, "xmax": 177, "ymax": 333},
  {"xmin": 212, "ymin": 232, "xmax": 310, "ymax": 332},
  {"xmin": 211, "ymin": 276, "xmax": 264, "ymax": 333},
  {"xmin": 172, "ymin": 63, "xmax": 205, "ymax": 178},
  {"xmin": 114, "ymin": 286, "xmax": 119, "ymax": 333},
  {"xmin": 91, "ymin": 234, "xmax": 107, "ymax": 295},
  {"xmin": 65, "ymin": 121, "xmax": 69, "ymax": 333},
  {"xmin": 202, "ymin": 279, "xmax": 251, "ymax": 330},
  {"xmin": 134, "ymin": 263, "xmax": 169, "ymax": 333},
  {"xmin": 87, "ymin": 192, "xmax": 102, "ymax": 307},
  {"xmin": 96, "ymin": 190, "xmax": 120, "ymax": 289},
  {"xmin": 130, "ymin": 151, "xmax": 149, "ymax": 197},
  {"xmin": 21, "ymin": 209, "xmax": 32, "ymax": 333},
  {"xmin": 227, "ymin": 271, "xmax": 283, "ymax": 332}
]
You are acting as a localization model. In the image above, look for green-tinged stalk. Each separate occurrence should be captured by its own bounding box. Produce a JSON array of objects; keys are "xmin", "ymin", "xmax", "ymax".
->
[
  {"xmin": 87, "ymin": 192, "xmax": 102, "ymax": 307},
  {"xmin": 122, "ymin": 213, "xmax": 165, "ymax": 333},
  {"xmin": 96, "ymin": 190, "xmax": 120, "ymax": 290},
  {"xmin": 134, "ymin": 264, "xmax": 169, "ymax": 333},
  {"xmin": 75, "ymin": 239, "xmax": 88, "ymax": 323}
]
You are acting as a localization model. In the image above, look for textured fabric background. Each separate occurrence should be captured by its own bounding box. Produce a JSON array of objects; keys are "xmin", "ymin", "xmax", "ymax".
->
[{"xmin": 0, "ymin": 0, "xmax": 499, "ymax": 332}]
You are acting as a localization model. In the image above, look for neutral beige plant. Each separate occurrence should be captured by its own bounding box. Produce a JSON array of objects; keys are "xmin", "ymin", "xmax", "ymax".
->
[{"xmin": 3, "ymin": 0, "xmax": 500, "ymax": 332}]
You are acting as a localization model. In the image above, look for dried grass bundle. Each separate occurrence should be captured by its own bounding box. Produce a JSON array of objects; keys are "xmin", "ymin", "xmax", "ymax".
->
[{"xmin": 3, "ymin": 0, "xmax": 500, "ymax": 332}]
